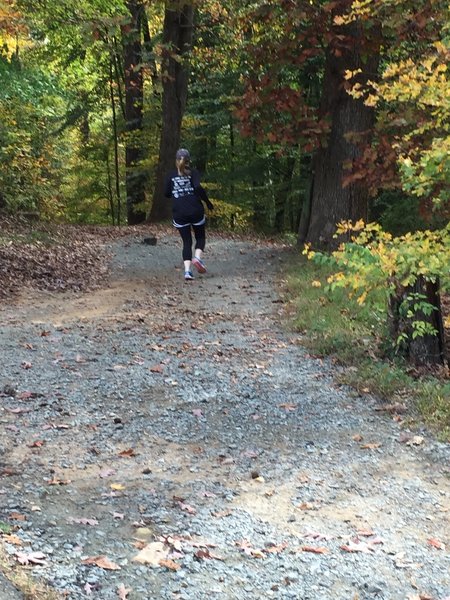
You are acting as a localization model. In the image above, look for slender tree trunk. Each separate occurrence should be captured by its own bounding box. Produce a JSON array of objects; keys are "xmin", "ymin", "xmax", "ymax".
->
[
  {"xmin": 109, "ymin": 61, "xmax": 122, "ymax": 225},
  {"xmin": 274, "ymin": 156, "xmax": 295, "ymax": 232},
  {"xmin": 106, "ymin": 154, "xmax": 116, "ymax": 226},
  {"xmin": 122, "ymin": 0, "xmax": 146, "ymax": 225},
  {"xmin": 148, "ymin": 2, "xmax": 194, "ymax": 222},
  {"xmin": 304, "ymin": 17, "xmax": 380, "ymax": 250}
]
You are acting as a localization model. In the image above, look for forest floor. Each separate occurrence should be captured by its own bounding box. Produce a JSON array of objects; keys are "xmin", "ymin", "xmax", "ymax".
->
[{"xmin": 0, "ymin": 225, "xmax": 449, "ymax": 600}]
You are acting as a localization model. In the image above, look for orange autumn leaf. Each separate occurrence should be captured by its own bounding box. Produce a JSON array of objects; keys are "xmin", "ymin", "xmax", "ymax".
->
[
  {"xmin": 118, "ymin": 448, "xmax": 136, "ymax": 458},
  {"xmin": 82, "ymin": 555, "xmax": 121, "ymax": 570},
  {"xmin": 427, "ymin": 538, "xmax": 445, "ymax": 550},
  {"xmin": 159, "ymin": 558, "xmax": 180, "ymax": 571}
]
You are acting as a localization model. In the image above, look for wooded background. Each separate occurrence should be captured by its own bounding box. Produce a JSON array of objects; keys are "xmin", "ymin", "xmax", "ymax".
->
[{"xmin": 0, "ymin": 0, "xmax": 449, "ymax": 367}]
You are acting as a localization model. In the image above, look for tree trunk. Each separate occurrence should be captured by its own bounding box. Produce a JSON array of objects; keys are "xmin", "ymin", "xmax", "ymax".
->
[
  {"xmin": 389, "ymin": 277, "xmax": 446, "ymax": 367},
  {"xmin": 122, "ymin": 0, "xmax": 146, "ymax": 225},
  {"xmin": 148, "ymin": 3, "xmax": 193, "ymax": 222},
  {"xmin": 304, "ymin": 18, "xmax": 380, "ymax": 250},
  {"xmin": 274, "ymin": 156, "xmax": 296, "ymax": 233}
]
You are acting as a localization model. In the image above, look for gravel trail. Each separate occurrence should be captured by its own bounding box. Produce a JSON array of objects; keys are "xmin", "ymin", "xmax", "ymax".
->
[{"xmin": 0, "ymin": 231, "xmax": 449, "ymax": 600}]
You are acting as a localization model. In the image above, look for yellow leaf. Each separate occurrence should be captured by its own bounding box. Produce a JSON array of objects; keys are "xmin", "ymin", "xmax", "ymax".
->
[{"xmin": 111, "ymin": 483, "xmax": 125, "ymax": 491}]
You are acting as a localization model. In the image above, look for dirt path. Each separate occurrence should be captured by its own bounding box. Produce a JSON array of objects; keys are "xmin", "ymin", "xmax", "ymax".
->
[{"xmin": 1, "ymin": 231, "xmax": 449, "ymax": 600}]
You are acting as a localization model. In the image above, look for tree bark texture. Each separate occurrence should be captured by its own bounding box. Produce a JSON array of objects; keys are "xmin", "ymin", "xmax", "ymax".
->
[
  {"xmin": 303, "ymin": 18, "xmax": 380, "ymax": 250},
  {"xmin": 388, "ymin": 277, "xmax": 446, "ymax": 367},
  {"xmin": 148, "ymin": 3, "xmax": 193, "ymax": 222},
  {"xmin": 122, "ymin": 0, "xmax": 146, "ymax": 225}
]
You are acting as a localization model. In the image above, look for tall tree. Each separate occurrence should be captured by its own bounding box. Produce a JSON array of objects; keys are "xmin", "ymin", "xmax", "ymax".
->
[
  {"xmin": 148, "ymin": 1, "xmax": 193, "ymax": 222},
  {"xmin": 303, "ymin": 14, "xmax": 381, "ymax": 249},
  {"xmin": 122, "ymin": 0, "xmax": 146, "ymax": 224}
]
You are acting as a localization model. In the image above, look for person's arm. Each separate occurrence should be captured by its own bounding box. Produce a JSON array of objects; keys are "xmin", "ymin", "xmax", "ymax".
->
[{"xmin": 191, "ymin": 170, "xmax": 214, "ymax": 210}]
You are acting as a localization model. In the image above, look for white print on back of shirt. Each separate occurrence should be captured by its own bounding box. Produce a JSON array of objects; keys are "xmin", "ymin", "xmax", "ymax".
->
[{"xmin": 172, "ymin": 175, "xmax": 194, "ymax": 199}]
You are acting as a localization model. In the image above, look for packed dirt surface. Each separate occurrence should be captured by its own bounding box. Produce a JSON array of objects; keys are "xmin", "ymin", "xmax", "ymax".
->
[{"xmin": 0, "ymin": 229, "xmax": 449, "ymax": 600}]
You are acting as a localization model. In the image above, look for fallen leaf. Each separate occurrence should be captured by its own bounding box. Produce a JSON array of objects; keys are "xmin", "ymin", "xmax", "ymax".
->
[
  {"xmin": 117, "ymin": 583, "xmax": 131, "ymax": 599},
  {"xmin": 265, "ymin": 542, "xmax": 288, "ymax": 554},
  {"xmin": 21, "ymin": 361, "xmax": 32, "ymax": 369},
  {"xmin": 132, "ymin": 542, "xmax": 169, "ymax": 566},
  {"xmin": 47, "ymin": 477, "xmax": 71, "ymax": 486},
  {"xmin": 113, "ymin": 512, "xmax": 125, "ymax": 520},
  {"xmin": 3, "ymin": 534, "xmax": 23, "ymax": 545},
  {"xmin": 159, "ymin": 558, "xmax": 180, "ymax": 571},
  {"xmin": 352, "ymin": 434, "xmax": 363, "ymax": 442},
  {"xmin": 427, "ymin": 538, "xmax": 445, "ymax": 550},
  {"xmin": 300, "ymin": 545, "xmax": 329, "ymax": 554},
  {"xmin": 150, "ymin": 364, "xmax": 164, "ymax": 373},
  {"xmin": 110, "ymin": 483, "xmax": 125, "ymax": 491},
  {"xmin": 118, "ymin": 448, "xmax": 136, "ymax": 458},
  {"xmin": 357, "ymin": 529, "xmax": 375, "ymax": 537},
  {"xmin": 9, "ymin": 512, "xmax": 26, "ymax": 521},
  {"xmin": 194, "ymin": 549, "xmax": 224, "ymax": 561},
  {"xmin": 177, "ymin": 502, "xmax": 197, "ymax": 515},
  {"xmin": 360, "ymin": 442, "xmax": 381, "ymax": 450},
  {"xmin": 15, "ymin": 550, "xmax": 47, "ymax": 566},
  {"xmin": 279, "ymin": 403, "xmax": 297, "ymax": 411},
  {"xmin": 28, "ymin": 440, "xmax": 45, "ymax": 448},
  {"xmin": 82, "ymin": 555, "xmax": 120, "ymax": 570},
  {"xmin": 192, "ymin": 409, "xmax": 203, "ymax": 417}
]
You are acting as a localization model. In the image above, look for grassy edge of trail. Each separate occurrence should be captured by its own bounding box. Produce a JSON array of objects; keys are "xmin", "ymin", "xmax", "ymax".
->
[
  {"xmin": 0, "ymin": 540, "xmax": 62, "ymax": 600},
  {"xmin": 283, "ymin": 253, "xmax": 450, "ymax": 442}
]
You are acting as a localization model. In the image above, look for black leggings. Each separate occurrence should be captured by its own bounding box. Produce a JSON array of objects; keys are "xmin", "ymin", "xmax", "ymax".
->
[{"xmin": 178, "ymin": 223, "xmax": 206, "ymax": 261}]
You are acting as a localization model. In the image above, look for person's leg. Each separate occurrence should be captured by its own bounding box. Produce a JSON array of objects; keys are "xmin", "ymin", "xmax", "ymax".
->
[
  {"xmin": 177, "ymin": 225, "xmax": 193, "ymax": 277},
  {"xmin": 192, "ymin": 223, "xmax": 207, "ymax": 273}
]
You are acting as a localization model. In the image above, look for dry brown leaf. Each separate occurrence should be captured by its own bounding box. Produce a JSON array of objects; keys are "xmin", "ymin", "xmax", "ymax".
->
[
  {"xmin": 47, "ymin": 477, "xmax": 71, "ymax": 486},
  {"xmin": 3, "ymin": 534, "xmax": 23, "ymax": 545},
  {"xmin": 9, "ymin": 512, "xmax": 26, "ymax": 521},
  {"xmin": 360, "ymin": 442, "xmax": 381, "ymax": 450},
  {"xmin": 82, "ymin": 555, "xmax": 121, "ymax": 570},
  {"xmin": 194, "ymin": 549, "xmax": 224, "ymax": 561},
  {"xmin": 159, "ymin": 558, "xmax": 180, "ymax": 571},
  {"xmin": 352, "ymin": 434, "xmax": 363, "ymax": 442},
  {"xmin": 150, "ymin": 364, "xmax": 164, "ymax": 373},
  {"xmin": 300, "ymin": 545, "xmax": 329, "ymax": 554},
  {"xmin": 118, "ymin": 448, "xmax": 136, "ymax": 458}
]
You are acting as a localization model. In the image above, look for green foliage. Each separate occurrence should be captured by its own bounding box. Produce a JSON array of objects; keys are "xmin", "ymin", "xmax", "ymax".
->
[
  {"xmin": 287, "ymin": 254, "xmax": 450, "ymax": 439},
  {"xmin": 305, "ymin": 221, "xmax": 450, "ymax": 350},
  {"xmin": 207, "ymin": 198, "xmax": 252, "ymax": 232},
  {"xmin": 0, "ymin": 56, "xmax": 67, "ymax": 214}
]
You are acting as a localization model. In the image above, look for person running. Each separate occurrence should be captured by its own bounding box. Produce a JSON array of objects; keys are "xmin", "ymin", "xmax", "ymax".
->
[{"xmin": 164, "ymin": 148, "xmax": 214, "ymax": 281}]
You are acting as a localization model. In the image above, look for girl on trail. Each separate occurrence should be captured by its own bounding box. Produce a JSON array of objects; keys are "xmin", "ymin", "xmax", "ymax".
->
[{"xmin": 164, "ymin": 148, "xmax": 214, "ymax": 281}]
